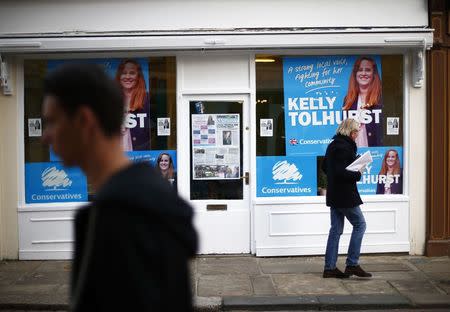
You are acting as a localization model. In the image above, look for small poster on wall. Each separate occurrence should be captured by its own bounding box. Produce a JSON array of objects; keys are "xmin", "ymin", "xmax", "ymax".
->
[
  {"xmin": 260, "ymin": 118, "xmax": 273, "ymax": 137},
  {"xmin": 157, "ymin": 117, "xmax": 171, "ymax": 136},
  {"xmin": 28, "ymin": 118, "xmax": 42, "ymax": 137},
  {"xmin": 386, "ymin": 117, "xmax": 400, "ymax": 135},
  {"xmin": 191, "ymin": 113, "xmax": 240, "ymax": 180}
]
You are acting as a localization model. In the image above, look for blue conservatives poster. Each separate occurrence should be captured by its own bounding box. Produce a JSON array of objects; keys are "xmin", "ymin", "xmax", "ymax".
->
[
  {"xmin": 25, "ymin": 162, "xmax": 88, "ymax": 203},
  {"xmin": 357, "ymin": 147, "xmax": 403, "ymax": 195},
  {"xmin": 283, "ymin": 55, "xmax": 383, "ymax": 156},
  {"xmin": 127, "ymin": 150, "xmax": 177, "ymax": 170},
  {"xmin": 256, "ymin": 156, "xmax": 316, "ymax": 197}
]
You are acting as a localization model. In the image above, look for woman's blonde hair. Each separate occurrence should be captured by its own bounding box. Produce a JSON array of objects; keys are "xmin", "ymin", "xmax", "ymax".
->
[{"xmin": 336, "ymin": 118, "xmax": 360, "ymax": 137}]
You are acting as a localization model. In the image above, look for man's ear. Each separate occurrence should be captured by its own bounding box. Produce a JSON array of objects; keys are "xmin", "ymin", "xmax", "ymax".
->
[{"xmin": 76, "ymin": 106, "xmax": 99, "ymax": 136}]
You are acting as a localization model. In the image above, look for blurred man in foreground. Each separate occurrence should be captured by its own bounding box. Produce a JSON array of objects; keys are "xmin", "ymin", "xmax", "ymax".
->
[{"xmin": 42, "ymin": 64, "xmax": 197, "ymax": 311}]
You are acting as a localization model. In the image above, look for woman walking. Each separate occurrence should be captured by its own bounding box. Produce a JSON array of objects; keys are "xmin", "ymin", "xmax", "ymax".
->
[{"xmin": 322, "ymin": 118, "xmax": 372, "ymax": 278}]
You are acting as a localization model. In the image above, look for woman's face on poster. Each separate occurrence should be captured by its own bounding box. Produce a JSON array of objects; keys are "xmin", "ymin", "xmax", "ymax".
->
[
  {"xmin": 356, "ymin": 60, "xmax": 374, "ymax": 87},
  {"xmin": 159, "ymin": 154, "xmax": 171, "ymax": 171},
  {"xmin": 120, "ymin": 62, "xmax": 139, "ymax": 90},
  {"xmin": 386, "ymin": 151, "xmax": 397, "ymax": 167}
]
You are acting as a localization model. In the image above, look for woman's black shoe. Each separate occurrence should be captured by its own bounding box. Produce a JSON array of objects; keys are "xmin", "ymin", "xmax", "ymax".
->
[
  {"xmin": 323, "ymin": 268, "xmax": 350, "ymax": 278},
  {"xmin": 344, "ymin": 265, "xmax": 372, "ymax": 277}
]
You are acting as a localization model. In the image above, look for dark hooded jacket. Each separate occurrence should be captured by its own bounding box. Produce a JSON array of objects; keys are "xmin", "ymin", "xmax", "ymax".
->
[
  {"xmin": 71, "ymin": 162, "xmax": 197, "ymax": 312},
  {"xmin": 322, "ymin": 134, "xmax": 363, "ymax": 208}
]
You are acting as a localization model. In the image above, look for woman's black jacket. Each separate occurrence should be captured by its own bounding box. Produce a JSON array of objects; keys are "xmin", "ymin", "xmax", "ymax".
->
[{"xmin": 322, "ymin": 134, "xmax": 363, "ymax": 208}]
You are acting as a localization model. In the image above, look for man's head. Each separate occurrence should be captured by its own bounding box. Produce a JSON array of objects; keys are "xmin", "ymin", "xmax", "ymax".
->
[{"xmin": 42, "ymin": 64, "xmax": 124, "ymax": 167}]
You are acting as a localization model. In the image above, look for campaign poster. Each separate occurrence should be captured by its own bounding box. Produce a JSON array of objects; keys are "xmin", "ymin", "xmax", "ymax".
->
[
  {"xmin": 126, "ymin": 150, "xmax": 177, "ymax": 170},
  {"xmin": 387, "ymin": 117, "xmax": 400, "ymax": 135},
  {"xmin": 191, "ymin": 114, "xmax": 240, "ymax": 180},
  {"xmin": 256, "ymin": 156, "xmax": 316, "ymax": 197},
  {"xmin": 357, "ymin": 146, "xmax": 403, "ymax": 195},
  {"xmin": 283, "ymin": 55, "xmax": 383, "ymax": 156},
  {"xmin": 260, "ymin": 119, "xmax": 273, "ymax": 137},
  {"xmin": 25, "ymin": 162, "xmax": 88, "ymax": 203},
  {"xmin": 157, "ymin": 118, "xmax": 171, "ymax": 136},
  {"xmin": 28, "ymin": 118, "xmax": 42, "ymax": 137},
  {"xmin": 47, "ymin": 58, "xmax": 151, "ymax": 151}
]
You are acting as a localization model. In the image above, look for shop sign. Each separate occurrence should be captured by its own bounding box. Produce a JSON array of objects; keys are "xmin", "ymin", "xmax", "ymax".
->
[
  {"xmin": 256, "ymin": 156, "xmax": 316, "ymax": 197},
  {"xmin": 25, "ymin": 162, "xmax": 88, "ymax": 203}
]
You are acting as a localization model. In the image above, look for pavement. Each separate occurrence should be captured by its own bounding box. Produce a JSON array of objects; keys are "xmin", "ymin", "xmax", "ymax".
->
[{"xmin": 0, "ymin": 254, "xmax": 449, "ymax": 311}]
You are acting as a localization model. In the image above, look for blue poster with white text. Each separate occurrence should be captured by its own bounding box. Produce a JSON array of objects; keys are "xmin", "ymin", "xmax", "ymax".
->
[
  {"xmin": 256, "ymin": 156, "xmax": 316, "ymax": 197},
  {"xmin": 357, "ymin": 147, "xmax": 403, "ymax": 195},
  {"xmin": 283, "ymin": 55, "xmax": 383, "ymax": 156},
  {"xmin": 25, "ymin": 162, "xmax": 88, "ymax": 203}
]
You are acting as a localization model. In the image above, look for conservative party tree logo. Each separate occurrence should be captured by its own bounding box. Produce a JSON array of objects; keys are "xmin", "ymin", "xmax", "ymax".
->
[
  {"xmin": 257, "ymin": 156, "xmax": 316, "ymax": 197},
  {"xmin": 41, "ymin": 166, "xmax": 72, "ymax": 190},
  {"xmin": 25, "ymin": 162, "xmax": 87, "ymax": 203},
  {"xmin": 272, "ymin": 160, "xmax": 303, "ymax": 184}
]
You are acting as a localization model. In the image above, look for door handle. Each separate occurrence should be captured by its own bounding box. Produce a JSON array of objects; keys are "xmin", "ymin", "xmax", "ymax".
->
[{"xmin": 240, "ymin": 171, "xmax": 249, "ymax": 185}]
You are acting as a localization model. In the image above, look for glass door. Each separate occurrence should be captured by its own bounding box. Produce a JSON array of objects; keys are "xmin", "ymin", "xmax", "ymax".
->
[{"xmin": 180, "ymin": 95, "xmax": 250, "ymax": 254}]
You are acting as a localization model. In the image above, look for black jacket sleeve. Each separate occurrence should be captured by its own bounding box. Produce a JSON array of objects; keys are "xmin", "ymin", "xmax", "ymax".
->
[{"xmin": 329, "ymin": 148, "xmax": 361, "ymax": 183}]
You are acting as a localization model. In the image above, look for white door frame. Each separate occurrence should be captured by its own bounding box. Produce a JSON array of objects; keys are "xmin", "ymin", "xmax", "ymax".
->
[{"xmin": 178, "ymin": 93, "xmax": 251, "ymax": 254}]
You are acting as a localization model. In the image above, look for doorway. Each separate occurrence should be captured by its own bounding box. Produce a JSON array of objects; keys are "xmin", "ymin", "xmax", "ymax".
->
[{"xmin": 179, "ymin": 94, "xmax": 251, "ymax": 253}]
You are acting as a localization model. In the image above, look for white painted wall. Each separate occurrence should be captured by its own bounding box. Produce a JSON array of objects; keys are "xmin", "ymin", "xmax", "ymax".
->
[
  {"xmin": 0, "ymin": 59, "xmax": 19, "ymax": 260},
  {"xmin": 0, "ymin": 0, "xmax": 427, "ymax": 35},
  {"xmin": 408, "ymin": 56, "xmax": 427, "ymax": 255}
]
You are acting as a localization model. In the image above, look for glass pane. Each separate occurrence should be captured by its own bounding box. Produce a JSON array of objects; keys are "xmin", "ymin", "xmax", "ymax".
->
[
  {"xmin": 255, "ymin": 54, "xmax": 404, "ymax": 196},
  {"xmin": 189, "ymin": 101, "xmax": 243, "ymax": 200},
  {"xmin": 23, "ymin": 57, "xmax": 177, "ymax": 203}
]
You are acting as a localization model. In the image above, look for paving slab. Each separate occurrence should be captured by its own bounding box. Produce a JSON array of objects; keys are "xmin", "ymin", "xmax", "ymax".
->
[
  {"xmin": 317, "ymin": 294, "xmax": 411, "ymax": 309},
  {"xmin": 0, "ymin": 261, "xmax": 42, "ymax": 272},
  {"xmin": 272, "ymin": 274, "xmax": 349, "ymax": 295},
  {"xmin": 0, "ymin": 284, "xmax": 59, "ymax": 295},
  {"xmin": 357, "ymin": 263, "xmax": 413, "ymax": 272},
  {"xmin": 371, "ymin": 271, "xmax": 428, "ymax": 281},
  {"xmin": 389, "ymin": 279, "xmax": 443, "ymax": 295},
  {"xmin": 414, "ymin": 260, "xmax": 450, "ymax": 273},
  {"xmin": 423, "ymin": 271, "xmax": 450, "ymax": 281},
  {"xmin": 251, "ymin": 276, "xmax": 276, "ymax": 296},
  {"xmin": 198, "ymin": 274, "xmax": 252, "ymax": 297},
  {"xmin": 34, "ymin": 261, "xmax": 71, "ymax": 273},
  {"xmin": 0, "ymin": 292, "xmax": 68, "ymax": 310},
  {"xmin": 0, "ymin": 271, "xmax": 25, "ymax": 286},
  {"xmin": 14, "ymin": 271, "xmax": 70, "ymax": 286},
  {"xmin": 259, "ymin": 261, "xmax": 323, "ymax": 274},
  {"xmin": 194, "ymin": 296, "xmax": 221, "ymax": 312},
  {"xmin": 435, "ymin": 279, "xmax": 450, "ymax": 294},
  {"xmin": 342, "ymin": 279, "xmax": 398, "ymax": 295},
  {"xmin": 405, "ymin": 293, "xmax": 450, "ymax": 308},
  {"xmin": 223, "ymin": 296, "xmax": 319, "ymax": 311},
  {"xmin": 197, "ymin": 257, "xmax": 260, "ymax": 275}
]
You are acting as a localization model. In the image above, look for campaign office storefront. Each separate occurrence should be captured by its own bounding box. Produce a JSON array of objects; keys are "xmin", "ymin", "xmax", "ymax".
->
[{"xmin": 0, "ymin": 1, "xmax": 432, "ymax": 259}]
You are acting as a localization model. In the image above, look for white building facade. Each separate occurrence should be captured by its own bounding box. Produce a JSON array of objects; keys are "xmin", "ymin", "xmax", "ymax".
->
[{"xmin": 0, "ymin": 0, "xmax": 432, "ymax": 259}]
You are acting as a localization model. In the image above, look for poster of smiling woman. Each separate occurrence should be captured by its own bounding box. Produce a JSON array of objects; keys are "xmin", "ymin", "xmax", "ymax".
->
[
  {"xmin": 283, "ymin": 55, "xmax": 383, "ymax": 156},
  {"xmin": 47, "ymin": 59, "xmax": 151, "ymax": 151},
  {"xmin": 356, "ymin": 147, "xmax": 403, "ymax": 195}
]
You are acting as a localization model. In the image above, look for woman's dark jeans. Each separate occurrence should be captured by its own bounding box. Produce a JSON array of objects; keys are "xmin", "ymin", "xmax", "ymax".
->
[{"xmin": 324, "ymin": 206, "xmax": 367, "ymax": 270}]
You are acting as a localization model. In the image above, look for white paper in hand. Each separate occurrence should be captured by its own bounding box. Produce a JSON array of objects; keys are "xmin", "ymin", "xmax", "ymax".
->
[{"xmin": 346, "ymin": 151, "xmax": 373, "ymax": 172}]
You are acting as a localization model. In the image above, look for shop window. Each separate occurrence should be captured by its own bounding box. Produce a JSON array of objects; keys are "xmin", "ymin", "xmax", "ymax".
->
[
  {"xmin": 255, "ymin": 55, "xmax": 404, "ymax": 197},
  {"xmin": 189, "ymin": 101, "xmax": 243, "ymax": 200},
  {"xmin": 24, "ymin": 57, "xmax": 177, "ymax": 203}
]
